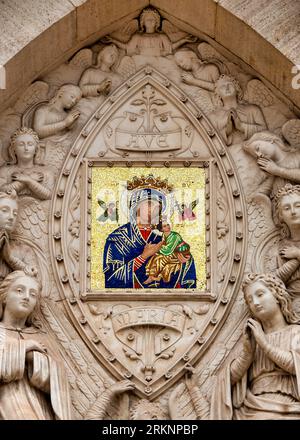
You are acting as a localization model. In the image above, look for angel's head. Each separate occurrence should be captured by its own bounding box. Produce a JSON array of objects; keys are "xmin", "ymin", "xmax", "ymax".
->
[
  {"xmin": 0, "ymin": 271, "xmax": 42, "ymax": 328},
  {"xmin": 174, "ymin": 49, "xmax": 199, "ymax": 71},
  {"xmin": 272, "ymin": 184, "xmax": 300, "ymax": 238},
  {"xmin": 0, "ymin": 189, "xmax": 18, "ymax": 233},
  {"xmin": 140, "ymin": 8, "xmax": 161, "ymax": 33},
  {"xmin": 243, "ymin": 131, "xmax": 288, "ymax": 161},
  {"xmin": 242, "ymin": 272, "xmax": 298, "ymax": 324},
  {"xmin": 214, "ymin": 74, "xmax": 243, "ymax": 102},
  {"xmin": 97, "ymin": 44, "xmax": 119, "ymax": 69},
  {"xmin": 130, "ymin": 399, "xmax": 166, "ymax": 420},
  {"xmin": 50, "ymin": 84, "xmax": 82, "ymax": 109},
  {"xmin": 8, "ymin": 127, "xmax": 40, "ymax": 165}
]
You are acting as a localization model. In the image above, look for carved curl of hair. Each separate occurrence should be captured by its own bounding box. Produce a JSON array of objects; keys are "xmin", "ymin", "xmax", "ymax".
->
[
  {"xmin": 140, "ymin": 8, "xmax": 161, "ymax": 32},
  {"xmin": 214, "ymin": 74, "xmax": 243, "ymax": 106},
  {"xmin": 8, "ymin": 127, "xmax": 40, "ymax": 165},
  {"xmin": 130, "ymin": 399, "xmax": 167, "ymax": 420},
  {"xmin": 0, "ymin": 270, "xmax": 42, "ymax": 328},
  {"xmin": 244, "ymin": 131, "xmax": 290, "ymax": 154},
  {"xmin": 0, "ymin": 188, "xmax": 18, "ymax": 202},
  {"xmin": 242, "ymin": 272, "xmax": 300, "ymax": 324},
  {"xmin": 272, "ymin": 183, "xmax": 300, "ymax": 238}
]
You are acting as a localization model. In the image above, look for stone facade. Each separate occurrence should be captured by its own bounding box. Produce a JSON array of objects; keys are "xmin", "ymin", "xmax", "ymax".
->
[{"xmin": 0, "ymin": 2, "xmax": 300, "ymax": 420}]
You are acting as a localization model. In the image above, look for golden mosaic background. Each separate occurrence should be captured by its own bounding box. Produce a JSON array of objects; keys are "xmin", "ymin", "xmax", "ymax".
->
[{"xmin": 91, "ymin": 167, "xmax": 206, "ymax": 290}]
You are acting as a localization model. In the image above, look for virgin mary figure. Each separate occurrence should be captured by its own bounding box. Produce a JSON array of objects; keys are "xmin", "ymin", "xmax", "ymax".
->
[{"xmin": 103, "ymin": 185, "xmax": 196, "ymax": 289}]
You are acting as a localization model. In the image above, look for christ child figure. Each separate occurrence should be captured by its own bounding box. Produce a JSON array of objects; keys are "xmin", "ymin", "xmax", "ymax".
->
[{"xmin": 144, "ymin": 222, "xmax": 191, "ymax": 285}]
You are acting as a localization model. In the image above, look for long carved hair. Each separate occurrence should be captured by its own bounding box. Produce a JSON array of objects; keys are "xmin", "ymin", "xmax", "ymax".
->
[
  {"xmin": 243, "ymin": 131, "xmax": 290, "ymax": 156},
  {"xmin": 272, "ymin": 183, "xmax": 300, "ymax": 238},
  {"xmin": 242, "ymin": 272, "xmax": 299, "ymax": 324},
  {"xmin": 0, "ymin": 271, "xmax": 42, "ymax": 328},
  {"xmin": 49, "ymin": 84, "xmax": 82, "ymax": 106},
  {"xmin": 8, "ymin": 127, "xmax": 41, "ymax": 165}
]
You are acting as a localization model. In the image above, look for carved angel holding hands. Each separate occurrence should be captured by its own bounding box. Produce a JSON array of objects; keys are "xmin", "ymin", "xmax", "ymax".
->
[
  {"xmin": 210, "ymin": 273, "xmax": 300, "ymax": 419},
  {"xmin": 0, "ymin": 190, "xmax": 37, "ymax": 279},
  {"xmin": 79, "ymin": 45, "xmax": 122, "ymax": 98},
  {"xmin": 0, "ymin": 128, "xmax": 53, "ymax": 200},
  {"xmin": 174, "ymin": 49, "xmax": 220, "ymax": 92},
  {"xmin": 33, "ymin": 84, "xmax": 82, "ymax": 139},
  {"xmin": 0, "ymin": 271, "xmax": 73, "ymax": 419},
  {"xmin": 243, "ymin": 130, "xmax": 300, "ymax": 200},
  {"xmin": 208, "ymin": 75, "xmax": 267, "ymax": 145}
]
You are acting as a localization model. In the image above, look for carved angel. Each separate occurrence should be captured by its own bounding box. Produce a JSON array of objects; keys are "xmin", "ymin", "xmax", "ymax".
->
[
  {"xmin": 33, "ymin": 84, "xmax": 82, "ymax": 140},
  {"xmin": 0, "ymin": 128, "xmax": 54, "ymax": 200},
  {"xmin": 243, "ymin": 131, "xmax": 300, "ymax": 201},
  {"xmin": 174, "ymin": 49, "xmax": 220, "ymax": 93},
  {"xmin": 208, "ymin": 75, "xmax": 267, "ymax": 145},
  {"xmin": 102, "ymin": 7, "xmax": 196, "ymax": 58},
  {"xmin": 210, "ymin": 273, "xmax": 300, "ymax": 420},
  {"xmin": 271, "ymin": 185, "xmax": 300, "ymax": 313},
  {"xmin": 79, "ymin": 45, "xmax": 123, "ymax": 98},
  {"xmin": 0, "ymin": 190, "xmax": 37, "ymax": 280}
]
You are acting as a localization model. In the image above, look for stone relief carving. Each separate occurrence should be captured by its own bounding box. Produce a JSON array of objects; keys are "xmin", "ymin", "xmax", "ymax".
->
[
  {"xmin": 1, "ymin": 5, "xmax": 300, "ymax": 420},
  {"xmin": 210, "ymin": 273, "xmax": 300, "ymax": 420},
  {"xmin": 208, "ymin": 75, "xmax": 267, "ymax": 146}
]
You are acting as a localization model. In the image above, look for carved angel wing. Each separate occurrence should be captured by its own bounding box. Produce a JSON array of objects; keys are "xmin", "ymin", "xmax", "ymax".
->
[
  {"xmin": 69, "ymin": 49, "xmax": 93, "ymax": 69},
  {"xmin": 108, "ymin": 19, "xmax": 139, "ymax": 43},
  {"xmin": 169, "ymin": 383, "xmax": 197, "ymax": 419},
  {"xmin": 187, "ymin": 87, "xmax": 215, "ymax": 113},
  {"xmin": 41, "ymin": 299, "xmax": 109, "ymax": 419},
  {"xmin": 116, "ymin": 56, "xmax": 136, "ymax": 80},
  {"xmin": 197, "ymin": 42, "xmax": 228, "ymax": 74},
  {"xmin": 282, "ymin": 119, "xmax": 300, "ymax": 148},
  {"xmin": 16, "ymin": 197, "xmax": 48, "ymax": 242},
  {"xmin": 161, "ymin": 20, "xmax": 190, "ymax": 43},
  {"xmin": 245, "ymin": 79, "xmax": 275, "ymax": 107},
  {"xmin": 15, "ymin": 81, "xmax": 50, "ymax": 116}
]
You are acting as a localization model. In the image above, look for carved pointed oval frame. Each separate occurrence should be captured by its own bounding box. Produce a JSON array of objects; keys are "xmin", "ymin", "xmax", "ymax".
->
[{"xmin": 50, "ymin": 67, "xmax": 247, "ymax": 398}]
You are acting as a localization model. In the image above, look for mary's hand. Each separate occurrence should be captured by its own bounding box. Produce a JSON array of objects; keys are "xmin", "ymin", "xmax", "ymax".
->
[{"xmin": 141, "ymin": 242, "xmax": 163, "ymax": 259}]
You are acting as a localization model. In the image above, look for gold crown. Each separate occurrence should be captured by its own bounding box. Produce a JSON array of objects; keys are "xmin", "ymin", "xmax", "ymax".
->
[{"xmin": 127, "ymin": 174, "xmax": 173, "ymax": 193}]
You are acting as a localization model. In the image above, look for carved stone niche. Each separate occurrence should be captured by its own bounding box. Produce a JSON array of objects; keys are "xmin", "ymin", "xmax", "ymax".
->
[{"xmin": 50, "ymin": 66, "xmax": 246, "ymax": 399}]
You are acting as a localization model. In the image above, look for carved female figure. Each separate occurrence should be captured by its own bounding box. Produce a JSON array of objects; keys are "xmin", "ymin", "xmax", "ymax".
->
[
  {"xmin": 211, "ymin": 273, "xmax": 300, "ymax": 419},
  {"xmin": 208, "ymin": 75, "xmax": 267, "ymax": 145},
  {"xmin": 105, "ymin": 8, "xmax": 194, "ymax": 58},
  {"xmin": 0, "ymin": 271, "xmax": 73, "ymax": 419},
  {"xmin": 174, "ymin": 49, "xmax": 219, "ymax": 93},
  {"xmin": 79, "ymin": 44, "xmax": 122, "ymax": 98},
  {"xmin": 272, "ymin": 184, "xmax": 300, "ymax": 307},
  {"xmin": 0, "ymin": 127, "xmax": 53, "ymax": 200},
  {"xmin": 243, "ymin": 131, "xmax": 300, "ymax": 199},
  {"xmin": 33, "ymin": 84, "xmax": 82, "ymax": 140}
]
